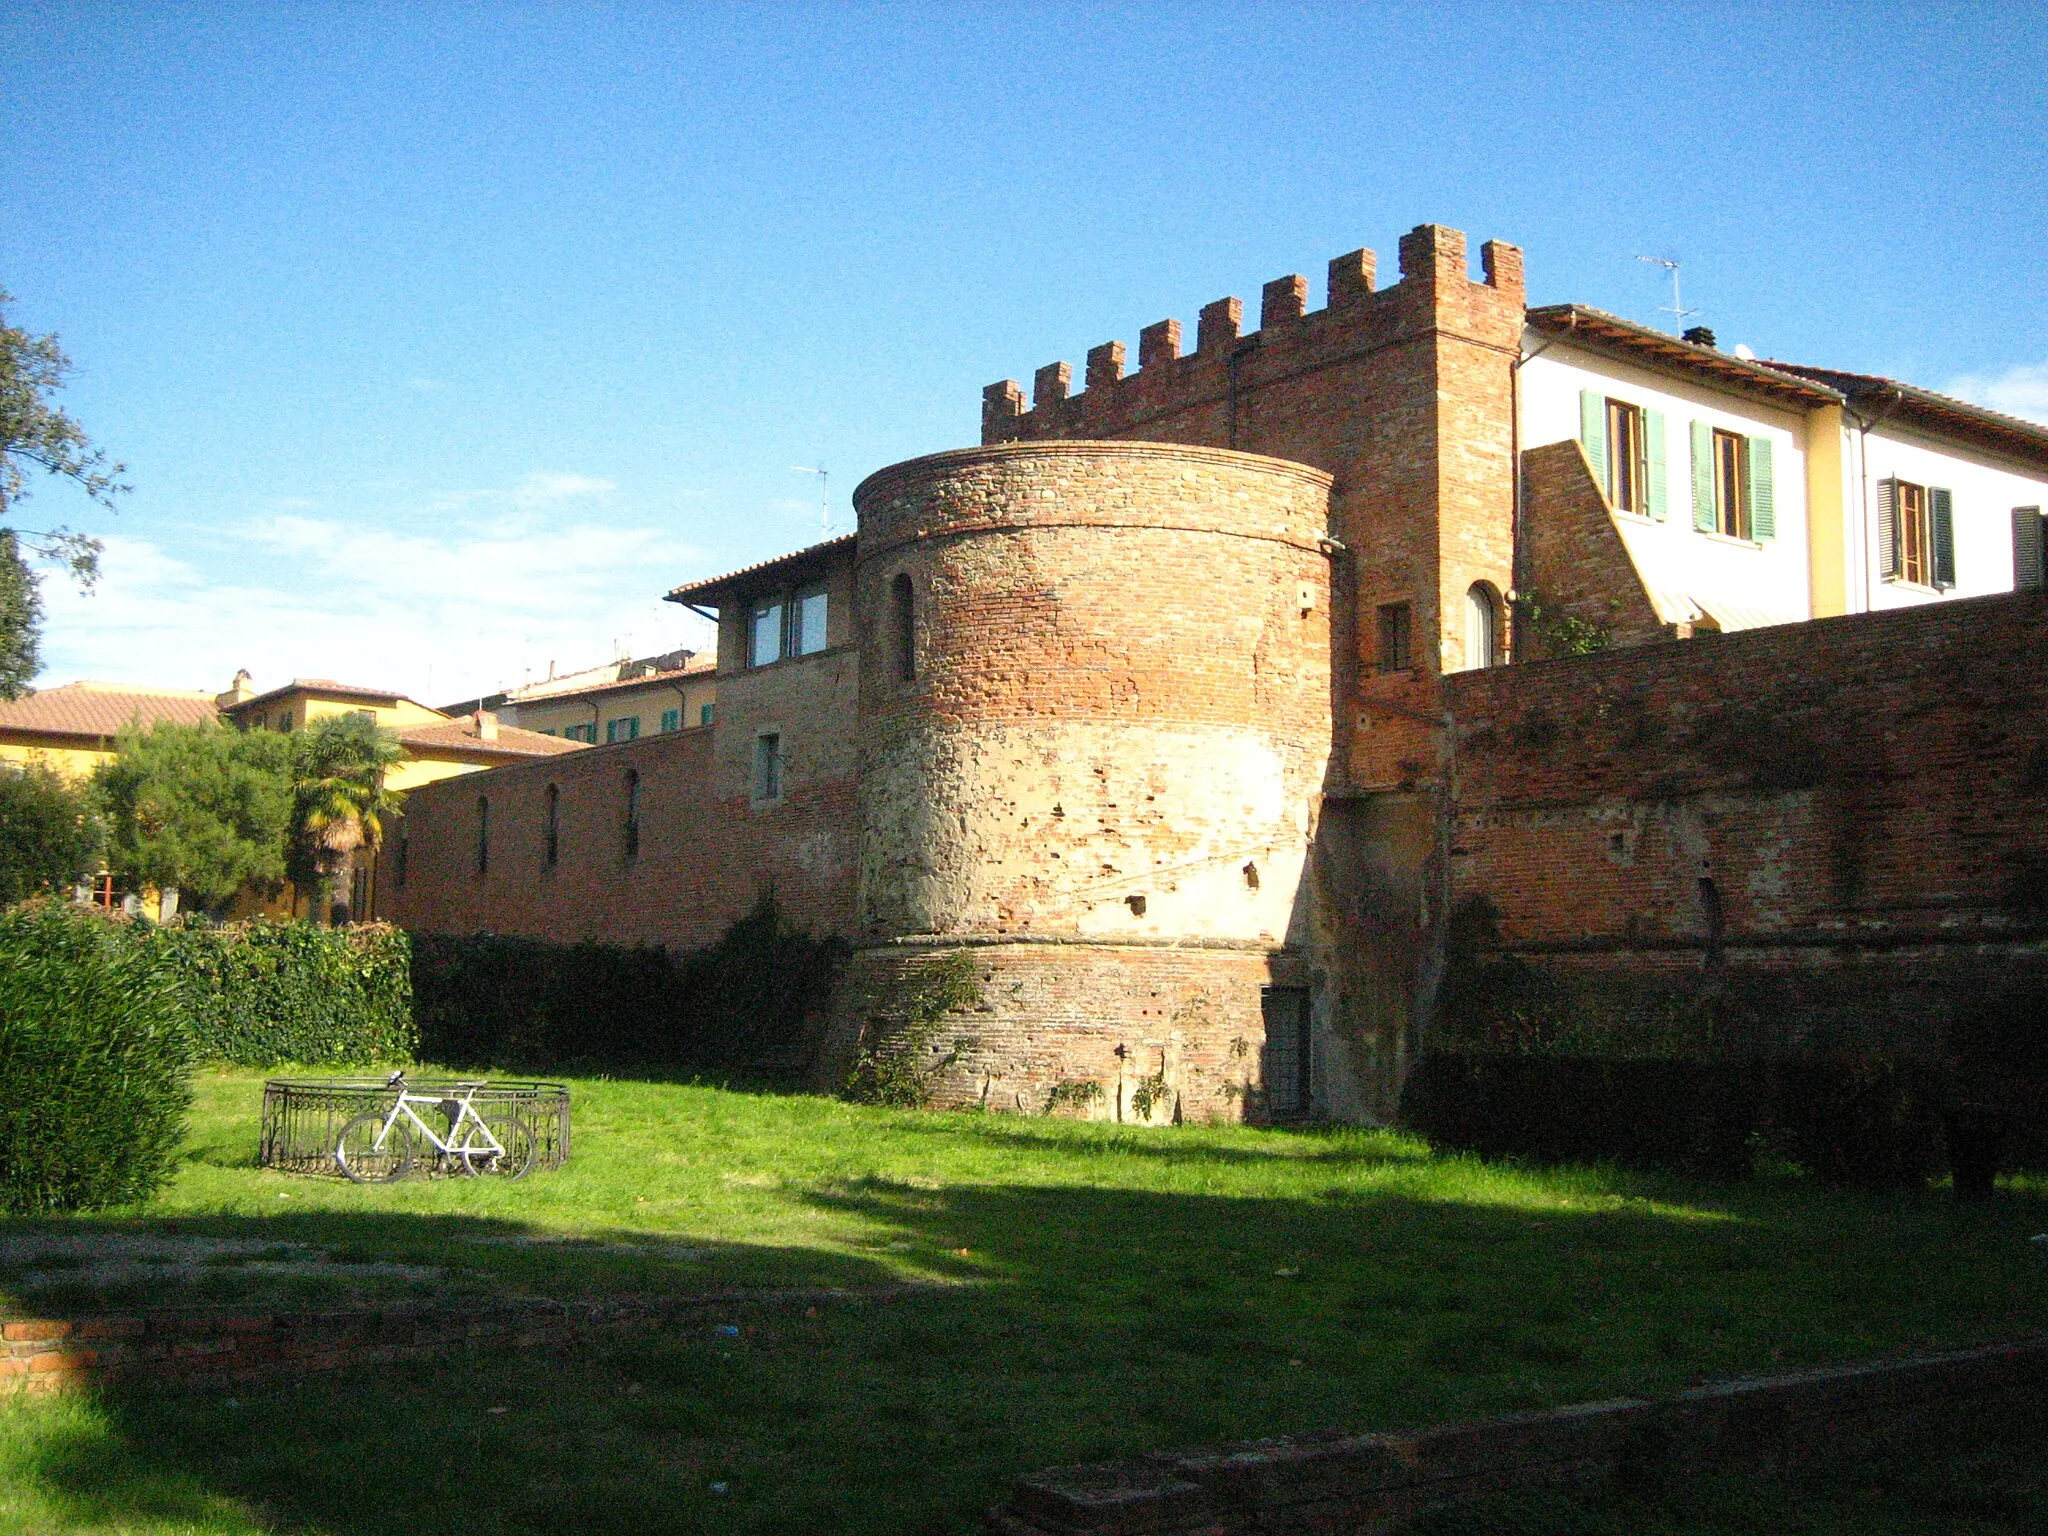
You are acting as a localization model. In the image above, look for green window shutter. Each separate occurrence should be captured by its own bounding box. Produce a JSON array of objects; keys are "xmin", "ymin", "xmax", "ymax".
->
[
  {"xmin": 2014, "ymin": 508, "xmax": 2046, "ymax": 591},
  {"xmin": 1930, "ymin": 487, "xmax": 1956, "ymax": 589},
  {"xmin": 1876, "ymin": 479, "xmax": 1899, "ymax": 577},
  {"xmin": 1691, "ymin": 421, "xmax": 1716, "ymax": 531},
  {"xmin": 1580, "ymin": 389, "xmax": 1609, "ymax": 492},
  {"xmin": 1645, "ymin": 409, "xmax": 1668, "ymax": 520},
  {"xmin": 1747, "ymin": 436, "xmax": 1775, "ymax": 541}
]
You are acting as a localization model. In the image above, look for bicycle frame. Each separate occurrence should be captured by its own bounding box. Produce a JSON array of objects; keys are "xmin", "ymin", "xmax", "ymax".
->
[{"xmin": 368, "ymin": 1083, "xmax": 505, "ymax": 1169}]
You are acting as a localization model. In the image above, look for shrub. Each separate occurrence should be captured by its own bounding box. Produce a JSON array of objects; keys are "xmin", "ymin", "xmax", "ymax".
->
[
  {"xmin": 411, "ymin": 894, "xmax": 848, "ymax": 1081},
  {"xmin": 0, "ymin": 761, "xmax": 101, "ymax": 905},
  {"xmin": 0, "ymin": 903, "xmax": 194, "ymax": 1213},
  {"xmin": 138, "ymin": 920, "xmax": 415, "ymax": 1067},
  {"xmin": 1401, "ymin": 1051, "xmax": 1956, "ymax": 1185}
]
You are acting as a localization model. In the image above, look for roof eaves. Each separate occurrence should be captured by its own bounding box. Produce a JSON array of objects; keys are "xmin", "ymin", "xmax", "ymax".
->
[
  {"xmin": 1527, "ymin": 305, "xmax": 1846, "ymax": 409},
  {"xmin": 664, "ymin": 533, "xmax": 857, "ymax": 608},
  {"xmin": 1765, "ymin": 364, "xmax": 2048, "ymax": 463}
]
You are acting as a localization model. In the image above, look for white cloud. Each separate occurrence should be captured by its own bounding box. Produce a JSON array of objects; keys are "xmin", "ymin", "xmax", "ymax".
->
[
  {"xmin": 35, "ymin": 474, "xmax": 713, "ymax": 707},
  {"xmin": 1944, "ymin": 361, "xmax": 2048, "ymax": 425}
]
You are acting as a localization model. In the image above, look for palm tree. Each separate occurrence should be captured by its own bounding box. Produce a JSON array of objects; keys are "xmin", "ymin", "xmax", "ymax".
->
[{"xmin": 288, "ymin": 713, "xmax": 402, "ymax": 924}]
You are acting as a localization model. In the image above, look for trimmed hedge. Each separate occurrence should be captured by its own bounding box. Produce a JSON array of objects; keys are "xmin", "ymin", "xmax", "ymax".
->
[
  {"xmin": 1400, "ymin": 1050, "xmax": 2003, "ymax": 1186},
  {"xmin": 411, "ymin": 895, "xmax": 848, "ymax": 1081},
  {"xmin": 138, "ymin": 919, "xmax": 415, "ymax": 1067},
  {"xmin": 0, "ymin": 903, "xmax": 195, "ymax": 1213}
]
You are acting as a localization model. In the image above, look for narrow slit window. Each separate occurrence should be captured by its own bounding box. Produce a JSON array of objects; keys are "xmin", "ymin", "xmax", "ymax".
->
[
  {"xmin": 753, "ymin": 733, "xmax": 783, "ymax": 803},
  {"xmin": 475, "ymin": 797, "xmax": 490, "ymax": 877},
  {"xmin": 891, "ymin": 573, "xmax": 916, "ymax": 681},
  {"xmin": 543, "ymin": 784, "xmax": 559, "ymax": 868},
  {"xmin": 1463, "ymin": 584, "xmax": 1500, "ymax": 671},
  {"xmin": 623, "ymin": 770, "xmax": 640, "ymax": 861},
  {"xmin": 1376, "ymin": 602, "xmax": 1413, "ymax": 672}
]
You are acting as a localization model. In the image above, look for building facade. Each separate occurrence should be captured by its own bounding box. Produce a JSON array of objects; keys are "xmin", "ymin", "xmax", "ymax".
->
[{"xmin": 381, "ymin": 223, "xmax": 2048, "ymax": 1123}]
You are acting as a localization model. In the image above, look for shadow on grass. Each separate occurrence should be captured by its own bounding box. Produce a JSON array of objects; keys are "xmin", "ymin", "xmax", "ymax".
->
[{"xmin": 9, "ymin": 1168, "xmax": 2047, "ymax": 1536}]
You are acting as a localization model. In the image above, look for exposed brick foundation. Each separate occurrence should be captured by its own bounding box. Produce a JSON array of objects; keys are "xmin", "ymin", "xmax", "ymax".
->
[{"xmin": 987, "ymin": 1339, "xmax": 2048, "ymax": 1534}]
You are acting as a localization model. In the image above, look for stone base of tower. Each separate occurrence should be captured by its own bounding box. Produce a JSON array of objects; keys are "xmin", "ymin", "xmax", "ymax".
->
[{"xmin": 819, "ymin": 939, "xmax": 1315, "ymax": 1124}]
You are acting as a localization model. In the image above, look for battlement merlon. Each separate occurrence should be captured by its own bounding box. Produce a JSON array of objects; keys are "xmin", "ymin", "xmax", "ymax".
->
[{"xmin": 979, "ymin": 225, "xmax": 1527, "ymax": 444}]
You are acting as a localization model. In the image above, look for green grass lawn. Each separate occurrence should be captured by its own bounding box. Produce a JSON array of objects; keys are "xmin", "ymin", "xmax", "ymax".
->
[{"xmin": 2, "ymin": 1068, "xmax": 2046, "ymax": 1534}]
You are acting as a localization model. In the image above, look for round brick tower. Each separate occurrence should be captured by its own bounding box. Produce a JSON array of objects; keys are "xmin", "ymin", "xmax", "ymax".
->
[{"xmin": 833, "ymin": 440, "xmax": 1335, "ymax": 1122}]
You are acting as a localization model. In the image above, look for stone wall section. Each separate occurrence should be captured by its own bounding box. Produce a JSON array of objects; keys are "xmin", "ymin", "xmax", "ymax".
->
[
  {"xmin": 1519, "ymin": 439, "xmax": 1673, "ymax": 653},
  {"xmin": 1440, "ymin": 590, "xmax": 2048, "ymax": 1047}
]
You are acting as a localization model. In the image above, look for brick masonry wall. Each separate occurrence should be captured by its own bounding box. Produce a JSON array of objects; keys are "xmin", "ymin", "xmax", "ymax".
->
[
  {"xmin": 981, "ymin": 224, "xmax": 1526, "ymax": 794},
  {"xmin": 1520, "ymin": 439, "xmax": 1673, "ymax": 652},
  {"xmin": 1439, "ymin": 590, "xmax": 2048, "ymax": 1051},
  {"xmin": 380, "ymin": 645, "xmax": 861, "ymax": 950},
  {"xmin": 830, "ymin": 941, "xmax": 1312, "ymax": 1122},
  {"xmin": 987, "ymin": 1338, "xmax": 2048, "ymax": 1535}
]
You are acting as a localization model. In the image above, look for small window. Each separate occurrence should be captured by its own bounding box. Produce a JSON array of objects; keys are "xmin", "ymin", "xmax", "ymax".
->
[
  {"xmin": 1713, "ymin": 429, "xmax": 1750, "ymax": 539},
  {"xmin": 660, "ymin": 708, "xmax": 680, "ymax": 733},
  {"xmin": 1463, "ymin": 583, "xmax": 1500, "ymax": 670},
  {"xmin": 1878, "ymin": 478, "xmax": 1953, "ymax": 589},
  {"xmin": 790, "ymin": 585, "xmax": 829, "ymax": 656},
  {"xmin": 2015, "ymin": 507, "xmax": 2046, "ymax": 591},
  {"xmin": 623, "ymin": 770, "xmax": 640, "ymax": 861},
  {"xmin": 699, "ymin": 702, "xmax": 714, "ymax": 726},
  {"xmin": 475, "ymin": 797, "xmax": 490, "ymax": 877},
  {"xmin": 563, "ymin": 722, "xmax": 596, "ymax": 744},
  {"xmin": 1376, "ymin": 602, "xmax": 1413, "ymax": 672},
  {"xmin": 753, "ymin": 733, "xmax": 783, "ymax": 803},
  {"xmin": 605, "ymin": 716, "xmax": 640, "ymax": 744},
  {"xmin": 543, "ymin": 784, "xmax": 559, "ymax": 868},
  {"xmin": 750, "ymin": 598, "xmax": 785, "ymax": 667},
  {"xmin": 891, "ymin": 573, "xmax": 916, "ymax": 682},
  {"xmin": 1606, "ymin": 400, "xmax": 1649, "ymax": 514}
]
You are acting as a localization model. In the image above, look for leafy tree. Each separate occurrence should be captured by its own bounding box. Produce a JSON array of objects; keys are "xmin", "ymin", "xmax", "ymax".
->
[
  {"xmin": 288, "ymin": 713, "xmax": 403, "ymax": 923},
  {"xmin": 93, "ymin": 723, "xmax": 293, "ymax": 913},
  {"xmin": 0, "ymin": 762, "xmax": 101, "ymax": 906},
  {"xmin": 0, "ymin": 287, "xmax": 126, "ymax": 699}
]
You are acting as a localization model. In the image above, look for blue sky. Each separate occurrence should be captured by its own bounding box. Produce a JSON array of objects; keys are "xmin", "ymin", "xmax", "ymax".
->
[{"xmin": 4, "ymin": 2, "xmax": 2044, "ymax": 703}]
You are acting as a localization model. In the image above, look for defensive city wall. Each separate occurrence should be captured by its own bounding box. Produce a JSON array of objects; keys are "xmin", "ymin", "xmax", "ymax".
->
[{"xmin": 379, "ymin": 224, "xmax": 2047, "ymax": 1124}]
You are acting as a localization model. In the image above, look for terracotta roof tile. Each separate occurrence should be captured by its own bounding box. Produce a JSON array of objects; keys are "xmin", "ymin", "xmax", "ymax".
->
[
  {"xmin": 0, "ymin": 682, "xmax": 220, "ymax": 741},
  {"xmin": 396, "ymin": 719, "xmax": 587, "ymax": 758},
  {"xmin": 665, "ymin": 533, "xmax": 856, "ymax": 607}
]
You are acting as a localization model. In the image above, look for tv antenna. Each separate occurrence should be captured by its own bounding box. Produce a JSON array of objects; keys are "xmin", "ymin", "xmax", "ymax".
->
[
  {"xmin": 1636, "ymin": 256, "xmax": 1700, "ymax": 332},
  {"xmin": 792, "ymin": 465, "xmax": 831, "ymax": 535}
]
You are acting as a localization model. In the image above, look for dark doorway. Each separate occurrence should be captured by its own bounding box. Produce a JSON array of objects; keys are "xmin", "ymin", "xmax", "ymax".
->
[{"xmin": 1260, "ymin": 986, "xmax": 1312, "ymax": 1119}]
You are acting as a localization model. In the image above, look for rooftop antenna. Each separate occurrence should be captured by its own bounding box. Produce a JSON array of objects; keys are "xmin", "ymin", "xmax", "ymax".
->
[
  {"xmin": 792, "ymin": 465, "xmax": 830, "ymax": 536},
  {"xmin": 1636, "ymin": 256, "xmax": 1700, "ymax": 332}
]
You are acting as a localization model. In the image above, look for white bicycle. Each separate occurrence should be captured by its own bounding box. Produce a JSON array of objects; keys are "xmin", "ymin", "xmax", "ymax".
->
[{"xmin": 335, "ymin": 1072, "xmax": 537, "ymax": 1183}]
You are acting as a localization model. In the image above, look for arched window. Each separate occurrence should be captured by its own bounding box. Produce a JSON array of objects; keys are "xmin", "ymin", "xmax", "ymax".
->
[
  {"xmin": 543, "ymin": 784, "xmax": 559, "ymax": 868},
  {"xmin": 622, "ymin": 770, "xmax": 640, "ymax": 862},
  {"xmin": 475, "ymin": 797, "xmax": 490, "ymax": 876},
  {"xmin": 891, "ymin": 572, "xmax": 916, "ymax": 682},
  {"xmin": 1464, "ymin": 583, "xmax": 1501, "ymax": 670}
]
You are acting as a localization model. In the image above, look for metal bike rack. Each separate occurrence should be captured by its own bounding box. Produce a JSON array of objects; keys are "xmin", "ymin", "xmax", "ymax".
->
[{"xmin": 260, "ymin": 1078, "xmax": 571, "ymax": 1177}]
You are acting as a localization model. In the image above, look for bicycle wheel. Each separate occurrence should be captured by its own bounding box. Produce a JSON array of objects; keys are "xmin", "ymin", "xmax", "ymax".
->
[
  {"xmin": 483, "ymin": 1112, "xmax": 538, "ymax": 1180},
  {"xmin": 335, "ymin": 1112, "xmax": 415, "ymax": 1183}
]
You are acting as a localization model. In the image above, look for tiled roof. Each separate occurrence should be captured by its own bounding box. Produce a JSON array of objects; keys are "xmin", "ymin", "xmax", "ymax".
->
[
  {"xmin": 1762, "ymin": 364, "xmax": 2048, "ymax": 466},
  {"xmin": 665, "ymin": 533, "xmax": 856, "ymax": 607},
  {"xmin": 504, "ymin": 659, "xmax": 712, "ymax": 707},
  {"xmin": 224, "ymin": 679, "xmax": 407, "ymax": 714},
  {"xmin": 397, "ymin": 719, "xmax": 587, "ymax": 759},
  {"xmin": 1525, "ymin": 305, "xmax": 1846, "ymax": 411},
  {"xmin": 0, "ymin": 682, "xmax": 220, "ymax": 741}
]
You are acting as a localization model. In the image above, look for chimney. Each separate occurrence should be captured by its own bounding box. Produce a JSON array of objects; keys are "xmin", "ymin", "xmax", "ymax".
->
[
  {"xmin": 215, "ymin": 669, "xmax": 255, "ymax": 709},
  {"xmin": 473, "ymin": 710, "xmax": 499, "ymax": 742}
]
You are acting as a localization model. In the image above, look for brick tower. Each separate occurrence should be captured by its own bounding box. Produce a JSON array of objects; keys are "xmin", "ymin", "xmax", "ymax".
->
[{"xmin": 829, "ymin": 440, "xmax": 1335, "ymax": 1122}]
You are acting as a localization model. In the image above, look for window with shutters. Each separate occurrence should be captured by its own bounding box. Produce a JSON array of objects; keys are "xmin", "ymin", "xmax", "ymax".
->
[
  {"xmin": 2011, "ymin": 507, "xmax": 2044, "ymax": 591},
  {"xmin": 1376, "ymin": 602, "xmax": 1413, "ymax": 672},
  {"xmin": 699, "ymin": 702, "xmax": 714, "ymax": 726},
  {"xmin": 1713, "ymin": 430, "xmax": 1749, "ymax": 539},
  {"xmin": 1580, "ymin": 390, "xmax": 1666, "ymax": 518},
  {"xmin": 1878, "ymin": 478, "xmax": 1955, "ymax": 590},
  {"xmin": 659, "ymin": 708, "xmax": 680, "ymax": 733},
  {"xmin": 605, "ymin": 716, "xmax": 639, "ymax": 744}
]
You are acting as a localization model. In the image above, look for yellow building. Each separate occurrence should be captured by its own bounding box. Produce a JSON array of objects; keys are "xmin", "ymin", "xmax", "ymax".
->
[
  {"xmin": 215, "ymin": 673, "xmax": 584, "ymax": 793},
  {"xmin": 0, "ymin": 681, "xmax": 223, "ymax": 779},
  {"xmin": 498, "ymin": 653, "xmax": 716, "ymax": 743}
]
